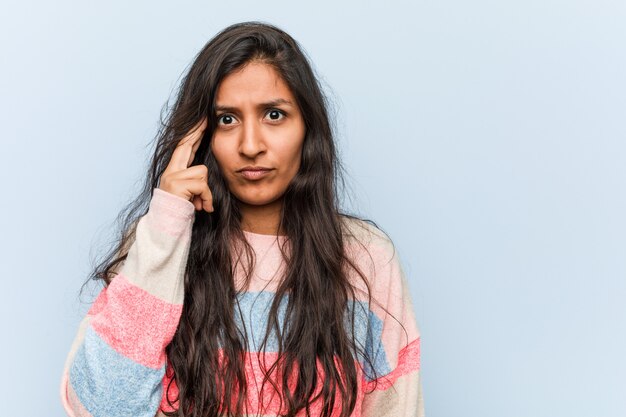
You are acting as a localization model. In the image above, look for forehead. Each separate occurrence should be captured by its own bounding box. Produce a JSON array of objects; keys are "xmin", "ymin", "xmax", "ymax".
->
[{"xmin": 215, "ymin": 61, "xmax": 295, "ymax": 104}]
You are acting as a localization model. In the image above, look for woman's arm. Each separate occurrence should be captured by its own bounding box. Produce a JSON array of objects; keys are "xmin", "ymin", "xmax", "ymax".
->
[
  {"xmin": 360, "ymin": 239, "xmax": 425, "ymax": 417},
  {"xmin": 59, "ymin": 188, "xmax": 195, "ymax": 417}
]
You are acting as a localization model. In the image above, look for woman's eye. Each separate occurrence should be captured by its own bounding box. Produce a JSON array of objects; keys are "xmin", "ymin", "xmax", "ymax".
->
[
  {"xmin": 266, "ymin": 109, "xmax": 285, "ymax": 121},
  {"xmin": 217, "ymin": 114, "xmax": 235, "ymax": 125}
]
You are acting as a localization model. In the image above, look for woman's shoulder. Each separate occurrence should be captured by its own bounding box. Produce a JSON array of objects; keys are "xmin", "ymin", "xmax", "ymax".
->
[
  {"xmin": 339, "ymin": 214, "xmax": 397, "ymax": 261},
  {"xmin": 338, "ymin": 215, "xmax": 407, "ymax": 300}
]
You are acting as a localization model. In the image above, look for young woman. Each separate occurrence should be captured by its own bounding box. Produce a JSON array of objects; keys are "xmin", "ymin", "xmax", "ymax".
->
[{"xmin": 60, "ymin": 21, "xmax": 424, "ymax": 417}]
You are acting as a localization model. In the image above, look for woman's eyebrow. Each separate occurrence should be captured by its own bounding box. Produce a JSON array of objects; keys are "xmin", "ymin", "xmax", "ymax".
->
[{"xmin": 215, "ymin": 98, "xmax": 293, "ymax": 112}]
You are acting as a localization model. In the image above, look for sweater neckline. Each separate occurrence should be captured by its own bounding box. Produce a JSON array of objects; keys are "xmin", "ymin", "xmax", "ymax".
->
[{"xmin": 242, "ymin": 229, "xmax": 288, "ymax": 244}]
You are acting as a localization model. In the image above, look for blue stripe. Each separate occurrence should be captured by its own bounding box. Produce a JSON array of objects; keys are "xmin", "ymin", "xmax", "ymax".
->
[
  {"xmin": 232, "ymin": 291, "xmax": 288, "ymax": 352},
  {"xmin": 233, "ymin": 291, "xmax": 391, "ymax": 382},
  {"xmin": 69, "ymin": 324, "xmax": 165, "ymax": 417},
  {"xmin": 345, "ymin": 298, "xmax": 392, "ymax": 381}
]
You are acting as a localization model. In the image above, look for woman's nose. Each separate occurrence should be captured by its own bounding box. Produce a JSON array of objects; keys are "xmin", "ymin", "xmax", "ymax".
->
[{"xmin": 238, "ymin": 119, "xmax": 266, "ymax": 158}]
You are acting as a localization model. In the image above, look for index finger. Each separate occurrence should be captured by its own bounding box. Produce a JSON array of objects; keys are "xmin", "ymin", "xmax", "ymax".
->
[{"xmin": 167, "ymin": 117, "xmax": 208, "ymax": 172}]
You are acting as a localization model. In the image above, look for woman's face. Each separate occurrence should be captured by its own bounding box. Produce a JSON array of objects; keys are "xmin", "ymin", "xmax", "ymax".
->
[{"xmin": 211, "ymin": 61, "xmax": 306, "ymax": 212}]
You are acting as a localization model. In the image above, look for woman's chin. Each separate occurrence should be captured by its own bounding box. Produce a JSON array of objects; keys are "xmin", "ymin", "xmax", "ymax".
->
[{"xmin": 234, "ymin": 192, "xmax": 285, "ymax": 208}]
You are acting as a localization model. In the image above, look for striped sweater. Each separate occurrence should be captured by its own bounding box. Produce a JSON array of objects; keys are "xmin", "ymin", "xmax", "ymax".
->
[{"xmin": 59, "ymin": 188, "xmax": 424, "ymax": 417}]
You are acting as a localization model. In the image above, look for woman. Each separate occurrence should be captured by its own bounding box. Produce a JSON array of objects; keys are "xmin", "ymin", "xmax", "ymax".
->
[{"xmin": 60, "ymin": 21, "xmax": 424, "ymax": 417}]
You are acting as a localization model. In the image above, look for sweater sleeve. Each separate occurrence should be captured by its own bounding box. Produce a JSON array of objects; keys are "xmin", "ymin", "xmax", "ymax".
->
[
  {"xmin": 59, "ymin": 188, "xmax": 196, "ymax": 417},
  {"xmin": 360, "ymin": 241, "xmax": 425, "ymax": 417}
]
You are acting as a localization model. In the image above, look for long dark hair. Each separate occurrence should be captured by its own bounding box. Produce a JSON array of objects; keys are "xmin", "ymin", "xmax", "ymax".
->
[{"xmin": 82, "ymin": 21, "xmax": 405, "ymax": 417}]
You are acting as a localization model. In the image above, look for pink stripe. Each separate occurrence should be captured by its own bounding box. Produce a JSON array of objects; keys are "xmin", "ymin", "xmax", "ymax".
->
[
  {"xmin": 60, "ymin": 370, "xmax": 94, "ymax": 417},
  {"xmin": 363, "ymin": 337, "xmax": 421, "ymax": 391},
  {"xmin": 159, "ymin": 350, "xmax": 367, "ymax": 417},
  {"xmin": 89, "ymin": 273, "xmax": 183, "ymax": 369}
]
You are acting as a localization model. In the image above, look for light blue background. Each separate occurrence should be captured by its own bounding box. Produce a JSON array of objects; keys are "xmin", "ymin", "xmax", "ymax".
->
[{"xmin": 1, "ymin": 1, "xmax": 624, "ymax": 416}]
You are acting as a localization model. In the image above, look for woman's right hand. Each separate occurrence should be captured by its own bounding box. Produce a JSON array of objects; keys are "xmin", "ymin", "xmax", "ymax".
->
[{"xmin": 158, "ymin": 117, "xmax": 214, "ymax": 212}]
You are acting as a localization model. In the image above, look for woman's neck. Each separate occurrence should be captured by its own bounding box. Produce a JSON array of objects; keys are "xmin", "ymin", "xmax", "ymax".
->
[{"xmin": 239, "ymin": 198, "xmax": 284, "ymax": 236}]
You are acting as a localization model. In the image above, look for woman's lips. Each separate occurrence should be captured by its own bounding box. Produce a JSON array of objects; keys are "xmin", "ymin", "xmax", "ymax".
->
[{"xmin": 239, "ymin": 168, "xmax": 273, "ymax": 180}]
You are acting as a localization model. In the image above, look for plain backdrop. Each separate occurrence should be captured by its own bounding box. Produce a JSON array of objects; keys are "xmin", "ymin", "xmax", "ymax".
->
[{"xmin": 1, "ymin": 1, "xmax": 624, "ymax": 416}]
